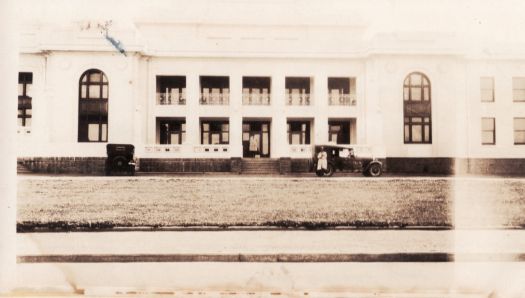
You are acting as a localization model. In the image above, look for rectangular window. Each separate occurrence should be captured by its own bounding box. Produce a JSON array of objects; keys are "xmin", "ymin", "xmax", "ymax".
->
[
  {"xmin": 242, "ymin": 77, "xmax": 271, "ymax": 105},
  {"xmin": 513, "ymin": 78, "xmax": 525, "ymax": 102},
  {"xmin": 286, "ymin": 77, "xmax": 311, "ymax": 105},
  {"xmin": 328, "ymin": 77, "xmax": 356, "ymax": 105},
  {"xmin": 158, "ymin": 118, "xmax": 186, "ymax": 145},
  {"xmin": 287, "ymin": 121, "xmax": 311, "ymax": 145},
  {"xmin": 481, "ymin": 117, "xmax": 495, "ymax": 145},
  {"xmin": 156, "ymin": 76, "xmax": 186, "ymax": 105},
  {"xmin": 200, "ymin": 76, "xmax": 229, "ymax": 105},
  {"xmin": 201, "ymin": 120, "xmax": 229, "ymax": 144},
  {"xmin": 404, "ymin": 117, "xmax": 431, "ymax": 144},
  {"xmin": 18, "ymin": 72, "xmax": 33, "ymax": 127},
  {"xmin": 514, "ymin": 117, "xmax": 525, "ymax": 145},
  {"xmin": 328, "ymin": 120, "xmax": 351, "ymax": 144},
  {"xmin": 480, "ymin": 77, "xmax": 495, "ymax": 102}
]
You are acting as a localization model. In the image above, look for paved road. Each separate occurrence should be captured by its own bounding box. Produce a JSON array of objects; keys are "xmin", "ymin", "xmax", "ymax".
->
[{"xmin": 12, "ymin": 230, "xmax": 525, "ymax": 297}]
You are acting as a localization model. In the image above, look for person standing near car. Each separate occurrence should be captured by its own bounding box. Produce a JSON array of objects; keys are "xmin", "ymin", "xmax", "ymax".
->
[{"xmin": 317, "ymin": 146, "xmax": 328, "ymax": 172}]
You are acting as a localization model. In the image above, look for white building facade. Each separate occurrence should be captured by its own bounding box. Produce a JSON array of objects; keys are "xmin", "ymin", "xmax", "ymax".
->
[{"xmin": 16, "ymin": 0, "xmax": 525, "ymax": 175}]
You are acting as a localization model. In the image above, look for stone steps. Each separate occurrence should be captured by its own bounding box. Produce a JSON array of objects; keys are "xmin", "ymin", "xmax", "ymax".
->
[
  {"xmin": 17, "ymin": 162, "xmax": 32, "ymax": 174},
  {"xmin": 241, "ymin": 159, "xmax": 280, "ymax": 174}
]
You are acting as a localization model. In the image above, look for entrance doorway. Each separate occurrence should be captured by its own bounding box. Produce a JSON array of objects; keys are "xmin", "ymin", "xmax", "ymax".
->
[{"xmin": 242, "ymin": 121, "xmax": 270, "ymax": 158}]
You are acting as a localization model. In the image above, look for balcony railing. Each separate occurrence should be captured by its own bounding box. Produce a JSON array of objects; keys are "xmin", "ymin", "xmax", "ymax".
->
[
  {"xmin": 286, "ymin": 90, "xmax": 311, "ymax": 106},
  {"xmin": 242, "ymin": 90, "xmax": 270, "ymax": 105},
  {"xmin": 157, "ymin": 88, "xmax": 186, "ymax": 105},
  {"xmin": 200, "ymin": 88, "xmax": 230, "ymax": 105},
  {"xmin": 328, "ymin": 93, "xmax": 357, "ymax": 106}
]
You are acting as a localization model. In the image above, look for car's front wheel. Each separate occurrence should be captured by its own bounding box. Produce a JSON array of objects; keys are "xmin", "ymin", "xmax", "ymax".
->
[{"xmin": 367, "ymin": 163, "xmax": 382, "ymax": 177}]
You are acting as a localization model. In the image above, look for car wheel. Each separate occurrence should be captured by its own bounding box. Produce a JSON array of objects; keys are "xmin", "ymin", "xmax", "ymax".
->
[
  {"xmin": 324, "ymin": 164, "xmax": 335, "ymax": 177},
  {"xmin": 315, "ymin": 170, "xmax": 324, "ymax": 177},
  {"xmin": 368, "ymin": 163, "xmax": 382, "ymax": 177}
]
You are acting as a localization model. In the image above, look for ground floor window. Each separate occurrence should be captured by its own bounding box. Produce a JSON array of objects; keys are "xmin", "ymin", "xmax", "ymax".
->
[
  {"xmin": 287, "ymin": 121, "xmax": 310, "ymax": 144},
  {"xmin": 18, "ymin": 72, "xmax": 33, "ymax": 127},
  {"xmin": 158, "ymin": 118, "xmax": 186, "ymax": 144},
  {"xmin": 481, "ymin": 117, "xmax": 495, "ymax": 145},
  {"xmin": 514, "ymin": 118, "xmax": 525, "ymax": 145},
  {"xmin": 404, "ymin": 117, "xmax": 431, "ymax": 143},
  {"xmin": 201, "ymin": 120, "xmax": 229, "ymax": 144},
  {"xmin": 78, "ymin": 115, "xmax": 108, "ymax": 142},
  {"xmin": 328, "ymin": 120, "xmax": 350, "ymax": 144}
]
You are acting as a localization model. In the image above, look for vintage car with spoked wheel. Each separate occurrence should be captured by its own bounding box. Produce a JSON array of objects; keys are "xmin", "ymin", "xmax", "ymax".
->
[{"xmin": 311, "ymin": 144, "xmax": 384, "ymax": 177}]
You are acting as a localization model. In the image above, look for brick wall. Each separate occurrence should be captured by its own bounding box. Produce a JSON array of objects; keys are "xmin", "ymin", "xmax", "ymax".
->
[
  {"xmin": 139, "ymin": 158, "xmax": 231, "ymax": 173},
  {"xmin": 386, "ymin": 158, "xmax": 454, "ymax": 175},
  {"xmin": 19, "ymin": 157, "xmax": 106, "ymax": 175}
]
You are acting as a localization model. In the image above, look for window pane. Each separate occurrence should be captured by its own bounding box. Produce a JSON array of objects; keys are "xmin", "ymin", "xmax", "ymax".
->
[
  {"xmin": 26, "ymin": 84, "xmax": 32, "ymax": 97},
  {"xmin": 412, "ymin": 117, "xmax": 422, "ymax": 123},
  {"xmin": 404, "ymin": 125, "xmax": 410, "ymax": 142},
  {"xmin": 89, "ymin": 85, "xmax": 100, "ymax": 98},
  {"xmin": 17, "ymin": 118, "xmax": 23, "ymax": 126},
  {"xmin": 171, "ymin": 133, "xmax": 180, "ymax": 145},
  {"xmin": 411, "ymin": 125, "xmax": 423, "ymax": 142},
  {"xmin": 423, "ymin": 87, "xmax": 430, "ymax": 101},
  {"xmin": 482, "ymin": 132, "xmax": 494, "ymax": 144},
  {"xmin": 101, "ymin": 123, "xmax": 107, "ymax": 142},
  {"xmin": 202, "ymin": 132, "xmax": 209, "ymax": 144},
  {"xmin": 202, "ymin": 123, "xmax": 209, "ymax": 131},
  {"xmin": 513, "ymin": 89, "xmax": 525, "ymax": 101},
  {"xmin": 291, "ymin": 133, "xmax": 301, "ymax": 145},
  {"xmin": 222, "ymin": 132, "xmax": 229, "ymax": 143},
  {"xmin": 89, "ymin": 72, "xmax": 101, "ymax": 82},
  {"xmin": 18, "ymin": 84, "xmax": 24, "ymax": 96},
  {"xmin": 481, "ymin": 90, "xmax": 494, "ymax": 102},
  {"xmin": 102, "ymin": 85, "xmax": 108, "ymax": 98},
  {"xmin": 25, "ymin": 118, "xmax": 32, "ymax": 127},
  {"xmin": 482, "ymin": 118, "xmax": 495, "ymax": 130},
  {"xmin": 411, "ymin": 74, "xmax": 422, "ymax": 85},
  {"xmin": 514, "ymin": 118, "xmax": 525, "ymax": 130},
  {"xmin": 181, "ymin": 132, "xmax": 186, "ymax": 143},
  {"xmin": 211, "ymin": 133, "xmax": 220, "ymax": 144},
  {"xmin": 222, "ymin": 123, "xmax": 229, "ymax": 131},
  {"xmin": 81, "ymin": 85, "xmax": 87, "ymax": 98},
  {"xmin": 513, "ymin": 77, "xmax": 525, "ymax": 89},
  {"xmin": 330, "ymin": 133, "xmax": 338, "ymax": 142},
  {"xmin": 243, "ymin": 132, "xmax": 250, "ymax": 141},
  {"xmin": 514, "ymin": 131, "xmax": 525, "ymax": 144},
  {"xmin": 26, "ymin": 109, "xmax": 32, "ymax": 116},
  {"xmin": 88, "ymin": 124, "xmax": 99, "ymax": 141},
  {"xmin": 424, "ymin": 125, "xmax": 430, "ymax": 142},
  {"xmin": 411, "ymin": 87, "xmax": 421, "ymax": 100}
]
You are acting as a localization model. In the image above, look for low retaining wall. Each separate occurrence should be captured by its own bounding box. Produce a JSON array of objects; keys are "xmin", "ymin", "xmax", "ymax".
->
[
  {"xmin": 139, "ymin": 158, "xmax": 231, "ymax": 173},
  {"xmin": 19, "ymin": 157, "xmax": 106, "ymax": 175},
  {"xmin": 17, "ymin": 157, "xmax": 525, "ymax": 176}
]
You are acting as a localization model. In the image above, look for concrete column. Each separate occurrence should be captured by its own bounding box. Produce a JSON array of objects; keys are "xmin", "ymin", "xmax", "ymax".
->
[
  {"xmin": 229, "ymin": 74, "xmax": 243, "ymax": 157},
  {"xmin": 0, "ymin": 0, "xmax": 18, "ymax": 293},
  {"xmin": 314, "ymin": 74, "xmax": 328, "ymax": 144},
  {"xmin": 271, "ymin": 74, "xmax": 288, "ymax": 157},
  {"xmin": 186, "ymin": 73, "xmax": 201, "ymax": 146}
]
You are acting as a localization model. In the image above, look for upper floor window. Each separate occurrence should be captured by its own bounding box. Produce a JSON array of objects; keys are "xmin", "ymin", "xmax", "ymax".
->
[
  {"xmin": 480, "ymin": 77, "xmax": 495, "ymax": 102},
  {"xmin": 18, "ymin": 72, "xmax": 33, "ymax": 128},
  {"xmin": 78, "ymin": 69, "xmax": 108, "ymax": 142},
  {"xmin": 157, "ymin": 76, "xmax": 186, "ymax": 105},
  {"xmin": 287, "ymin": 120, "xmax": 311, "ymax": 145},
  {"xmin": 403, "ymin": 72, "xmax": 432, "ymax": 144},
  {"xmin": 242, "ymin": 77, "xmax": 271, "ymax": 105},
  {"xmin": 481, "ymin": 117, "xmax": 495, "ymax": 145},
  {"xmin": 200, "ymin": 76, "xmax": 229, "ymax": 105},
  {"xmin": 201, "ymin": 119, "xmax": 229, "ymax": 144},
  {"xmin": 286, "ymin": 77, "xmax": 311, "ymax": 106},
  {"xmin": 514, "ymin": 117, "xmax": 525, "ymax": 145},
  {"xmin": 513, "ymin": 77, "xmax": 525, "ymax": 102},
  {"xmin": 328, "ymin": 77, "xmax": 356, "ymax": 106}
]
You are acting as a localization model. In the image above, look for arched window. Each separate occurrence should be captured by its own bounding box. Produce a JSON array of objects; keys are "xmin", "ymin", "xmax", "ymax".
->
[
  {"xmin": 78, "ymin": 69, "xmax": 108, "ymax": 142},
  {"xmin": 403, "ymin": 72, "xmax": 431, "ymax": 143}
]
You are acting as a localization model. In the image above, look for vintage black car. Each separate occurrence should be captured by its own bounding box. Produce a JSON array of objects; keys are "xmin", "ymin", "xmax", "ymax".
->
[
  {"xmin": 105, "ymin": 144, "xmax": 136, "ymax": 176},
  {"xmin": 312, "ymin": 144, "xmax": 383, "ymax": 177}
]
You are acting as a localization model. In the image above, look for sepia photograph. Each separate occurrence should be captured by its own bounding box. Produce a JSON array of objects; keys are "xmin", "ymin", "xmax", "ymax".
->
[{"xmin": 2, "ymin": 0, "xmax": 525, "ymax": 297}]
